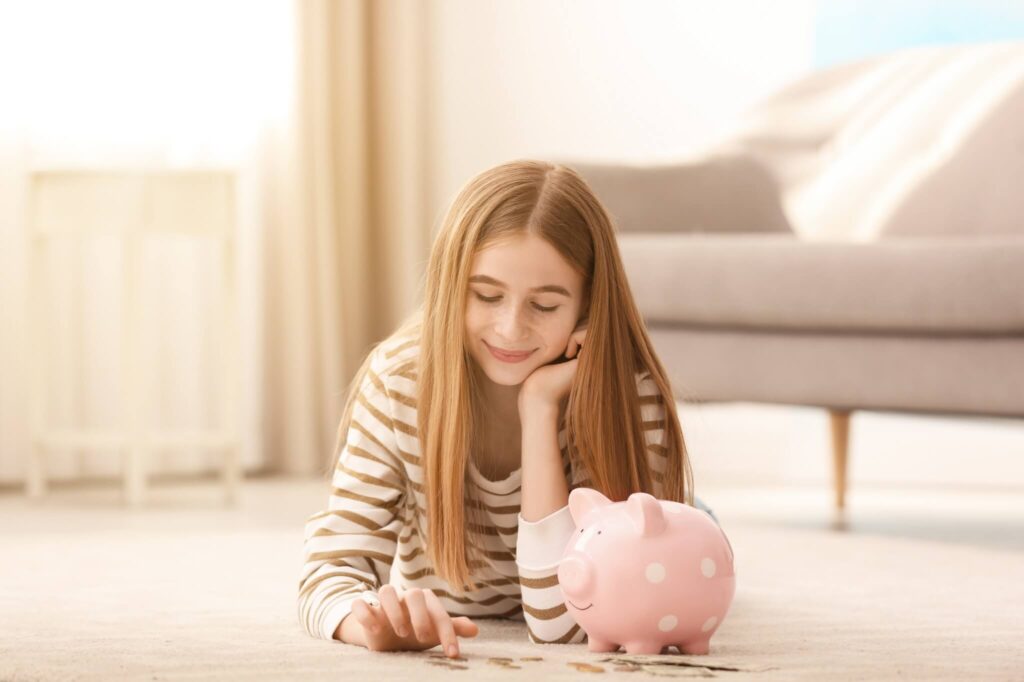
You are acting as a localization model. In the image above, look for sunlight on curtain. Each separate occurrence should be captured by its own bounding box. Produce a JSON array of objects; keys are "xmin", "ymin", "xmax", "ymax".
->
[
  {"xmin": 4, "ymin": 0, "xmax": 292, "ymax": 159},
  {"xmin": 0, "ymin": 0, "xmax": 294, "ymax": 485}
]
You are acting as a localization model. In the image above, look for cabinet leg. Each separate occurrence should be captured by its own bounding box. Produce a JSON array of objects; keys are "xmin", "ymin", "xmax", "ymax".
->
[
  {"xmin": 223, "ymin": 445, "xmax": 241, "ymax": 507},
  {"xmin": 124, "ymin": 446, "xmax": 146, "ymax": 506},
  {"xmin": 26, "ymin": 444, "xmax": 47, "ymax": 498}
]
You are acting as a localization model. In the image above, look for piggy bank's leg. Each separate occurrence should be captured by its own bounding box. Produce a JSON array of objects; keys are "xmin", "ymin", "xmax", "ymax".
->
[
  {"xmin": 586, "ymin": 636, "xmax": 620, "ymax": 653},
  {"xmin": 677, "ymin": 638, "xmax": 710, "ymax": 655},
  {"xmin": 622, "ymin": 641, "xmax": 665, "ymax": 655}
]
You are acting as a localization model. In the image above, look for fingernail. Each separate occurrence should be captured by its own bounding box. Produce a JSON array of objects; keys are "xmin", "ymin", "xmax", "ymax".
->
[
  {"xmin": 397, "ymin": 626, "xmax": 408, "ymax": 637},
  {"xmin": 448, "ymin": 645, "xmax": 458, "ymax": 657}
]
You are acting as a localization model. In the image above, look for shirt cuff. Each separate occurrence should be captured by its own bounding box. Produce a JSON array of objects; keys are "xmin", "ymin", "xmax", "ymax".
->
[
  {"xmin": 319, "ymin": 589, "xmax": 381, "ymax": 641},
  {"xmin": 515, "ymin": 504, "xmax": 577, "ymax": 572}
]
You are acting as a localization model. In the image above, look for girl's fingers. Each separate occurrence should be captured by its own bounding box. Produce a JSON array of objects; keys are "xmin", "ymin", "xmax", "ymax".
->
[
  {"xmin": 570, "ymin": 329, "xmax": 587, "ymax": 358},
  {"xmin": 350, "ymin": 598, "xmax": 384, "ymax": 638},
  {"xmin": 452, "ymin": 616, "xmax": 480, "ymax": 637},
  {"xmin": 403, "ymin": 588, "xmax": 435, "ymax": 643},
  {"xmin": 353, "ymin": 591, "xmax": 477, "ymax": 655},
  {"xmin": 378, "ymin": 584, "xmax": 410, "ymax": 638},
  {"xmin": 422, "ymin": 589, "xmax": 459, "ymax": 657}
]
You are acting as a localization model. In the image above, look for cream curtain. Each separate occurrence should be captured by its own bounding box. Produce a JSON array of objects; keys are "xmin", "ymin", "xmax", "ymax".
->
[
  {"xmin": 0, "ymin": 0, "xmax": 432, "ymax": 487},
  {"xmin": 265, "ymin": 0, "xmax": 432, "ymax": 475}
]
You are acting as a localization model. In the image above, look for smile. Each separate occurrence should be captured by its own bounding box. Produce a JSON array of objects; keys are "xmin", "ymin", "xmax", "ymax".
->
[
  {"xmin": 568, "ymin": 600, "xmax": 593, "ymax": 611},
  {"xmin": 484, "ymin": 341, "xmax": 536, "ymax": 363}
]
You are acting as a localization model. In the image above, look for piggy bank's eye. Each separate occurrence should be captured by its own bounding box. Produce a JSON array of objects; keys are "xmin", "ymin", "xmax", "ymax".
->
[
  {"xmin": 579, "ymin": 528, "xmax": 584, "ymax": 534},
  {"xmin": 597, "ymin": 531, "xmax": 602, "ymax": 535}
]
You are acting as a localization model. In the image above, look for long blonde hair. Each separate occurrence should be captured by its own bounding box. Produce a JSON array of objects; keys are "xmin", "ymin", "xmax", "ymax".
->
[{"xmin": 327, "ymin": 160, "xmax": 694, "ymax": 594}]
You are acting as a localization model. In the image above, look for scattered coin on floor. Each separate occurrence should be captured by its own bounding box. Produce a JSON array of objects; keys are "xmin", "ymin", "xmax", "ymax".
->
[
  {"xmin": 487, "ymin": 657, "xmax": 522, "ymax": 669},
  {"xmin": 602, "ymin": 654, "xmax": 776, "ymax": 673},
  {"xmin": 640, "ymin": 664, "xmax": 716, "ymax": 678},
  {"xmin": 426, "ymin": 659, "xmax": 469, "ymax": 671},
  {"xmin": 427, "ymin": 652, "xmax": 468, "ymax": 662}
]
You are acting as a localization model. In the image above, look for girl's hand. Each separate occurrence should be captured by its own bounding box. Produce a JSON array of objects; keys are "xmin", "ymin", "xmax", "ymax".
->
[
  {"xmin": 519, "ymin": 323, "xmax": 588, "ymax": 413},
  {"xmin": 347, "ymin": 585, "xmax": 479, "ymax": 657}
]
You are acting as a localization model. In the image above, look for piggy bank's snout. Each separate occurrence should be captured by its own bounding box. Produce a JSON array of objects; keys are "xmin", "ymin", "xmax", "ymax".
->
[{"xmin": 557, "ymin": 556, "xmax": 594, "ymax": 598}]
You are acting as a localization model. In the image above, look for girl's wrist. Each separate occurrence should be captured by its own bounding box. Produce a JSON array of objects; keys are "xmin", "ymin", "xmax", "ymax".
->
[
  {"xmin": 336, "ymin": 613, "xmax": 364, "ymax": 644},
  {"xmin": 518, "ymin": 392, "xmax": 560, "ymax": 422}
]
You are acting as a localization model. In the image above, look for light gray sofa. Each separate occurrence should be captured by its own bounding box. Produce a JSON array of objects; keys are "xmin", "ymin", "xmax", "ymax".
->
[{"xmin": 568, "ymin": 43, "xmax": 1024, "ymax": 512}]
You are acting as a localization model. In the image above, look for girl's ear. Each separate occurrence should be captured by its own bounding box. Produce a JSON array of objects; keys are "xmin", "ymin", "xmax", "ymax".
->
[
  {"xmin": 572, "ymin": 309, "xmax": 589, "ymax": 334},
  {"xmin": 575, "ymin": 291, "xmax": 590, "ymax": 329},
  {"xmin": 568, "ymin": 487, "xmax": 612, "ymax": 525}
]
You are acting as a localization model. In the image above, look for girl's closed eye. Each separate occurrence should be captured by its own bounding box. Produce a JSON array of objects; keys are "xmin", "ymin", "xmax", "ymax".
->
[{"xmin": 473, "ymin": 291, "xmax": 559, "ymax": 313}]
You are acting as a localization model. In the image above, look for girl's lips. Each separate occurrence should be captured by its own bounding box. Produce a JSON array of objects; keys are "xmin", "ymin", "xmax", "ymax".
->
[{"xmin": 485, "ymin": 341, "xmax": 535, "ymax": 363}]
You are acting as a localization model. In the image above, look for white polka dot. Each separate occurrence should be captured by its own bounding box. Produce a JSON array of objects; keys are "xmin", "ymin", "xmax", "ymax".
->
[
  {"xmin": 658, "ymin": 615, "xmax": 678, "ymax": 632},
  {"xmin": 701, "ymin": 557, "xmax": 716, "ymax": 578},
  {"xmin": 701, "ymin": 616, "xmax": 718, "ymax": 633},
  {"xmin": 645, "ymin": 562, "xmax": 666, "ymax": 583}
]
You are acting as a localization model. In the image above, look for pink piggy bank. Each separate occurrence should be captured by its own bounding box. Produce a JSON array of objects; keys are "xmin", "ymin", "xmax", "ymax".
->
[{"xmin": 557, "ymin": 487, "xmax": 735, "ymax": 655}]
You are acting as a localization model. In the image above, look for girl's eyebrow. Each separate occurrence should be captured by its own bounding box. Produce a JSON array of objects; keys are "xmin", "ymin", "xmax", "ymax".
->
[{"xmin": 469, "ymin": 274, "xmax": 571, "ymax": 297}]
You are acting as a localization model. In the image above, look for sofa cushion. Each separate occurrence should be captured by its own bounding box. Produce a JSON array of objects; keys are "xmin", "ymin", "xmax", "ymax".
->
[
  {"xmin": 879, "ymin": 66, "xmax": 1024, "ymax": 239},
  {"xmin": 716, "ymin": 43, "xmax": 1024, "ymax": 240},
  {"xmin": 649, "ymin": 325, "xmax": 1024, "ymax": 416},
  {"xmin": 569, "ymin": 154, "xmax": 793, "ymax": 235},
  {"xmin": 617, "ymin": 233, "xmax": 1024, "ymax": 334}
]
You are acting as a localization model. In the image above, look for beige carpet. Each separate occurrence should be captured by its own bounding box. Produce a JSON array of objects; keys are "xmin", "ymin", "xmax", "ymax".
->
[{"xmin": 1, "ymin": 475, "xmax": 1021, "ymax": 681}]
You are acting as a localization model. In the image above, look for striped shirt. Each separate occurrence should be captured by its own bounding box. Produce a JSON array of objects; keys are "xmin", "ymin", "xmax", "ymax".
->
[{"xmin": 297, "ymin": 330, "xmax": 677, "ymax": 644}]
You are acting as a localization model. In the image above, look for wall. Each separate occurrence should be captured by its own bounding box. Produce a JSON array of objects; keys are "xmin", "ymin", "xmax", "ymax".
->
[{"xmin": 425, "ymin": 0, "xmax": 816, "ymax": 234}]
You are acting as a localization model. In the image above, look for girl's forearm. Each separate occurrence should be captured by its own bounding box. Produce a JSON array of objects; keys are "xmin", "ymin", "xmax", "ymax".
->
[{"xmin": 519, "ymin": 400, "xmax": 569, "ymax": 522}]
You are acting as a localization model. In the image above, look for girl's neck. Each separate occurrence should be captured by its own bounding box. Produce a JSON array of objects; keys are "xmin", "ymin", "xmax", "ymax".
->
[
  {"xmin": 481, "ymin": 380, "xmax": 521, "ymax": 424},
  {"xmin": 468, "ymin": 362, "xmax": 523, "ymax": 479},
  {"xmin": 467, "ymin": 357, "xmax": 521, "ymax": 423}
]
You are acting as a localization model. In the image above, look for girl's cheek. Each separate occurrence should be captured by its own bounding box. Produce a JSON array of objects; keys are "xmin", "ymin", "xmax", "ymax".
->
[{"xmin": 466, "ymin": 302, "xmax": 488, "ymax": 324}]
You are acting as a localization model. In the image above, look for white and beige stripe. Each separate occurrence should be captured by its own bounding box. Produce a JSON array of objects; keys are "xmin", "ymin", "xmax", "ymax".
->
[{"xmin": 298, "ymin": 330, "xmax": 669, "ymax": 643}]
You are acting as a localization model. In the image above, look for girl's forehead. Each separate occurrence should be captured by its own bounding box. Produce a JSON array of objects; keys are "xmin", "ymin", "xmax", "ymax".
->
[{"xmin": 471, "ymin": 235, "xmax": 579, "ymax": 283}]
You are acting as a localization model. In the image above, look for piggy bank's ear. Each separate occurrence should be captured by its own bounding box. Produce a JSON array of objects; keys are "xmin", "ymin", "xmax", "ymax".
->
[
  {"xmin": 626, "ymin": 492, "xmax": 666, "ymax": 538},
  {"xmin": 568, "ymin": 487, "xmax": 612, "ymax": 525}
]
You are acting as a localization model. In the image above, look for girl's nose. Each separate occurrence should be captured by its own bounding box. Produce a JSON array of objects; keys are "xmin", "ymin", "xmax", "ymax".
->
[{"xmin": 496, "ymin": 304, "xmax": 528, "ymax": 341}]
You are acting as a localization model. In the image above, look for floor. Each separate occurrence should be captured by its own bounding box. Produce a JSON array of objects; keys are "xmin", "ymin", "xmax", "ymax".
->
[{"xmin": 2, "ymin": 466, "xmax": 1022, "ymax": 681}]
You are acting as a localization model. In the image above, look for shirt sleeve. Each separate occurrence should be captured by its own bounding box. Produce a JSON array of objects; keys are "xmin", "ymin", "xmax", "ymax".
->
[
  {"xmin": 515, "ymin": 504, "xmax": 587, "ymax": 643},
  {"xmin": 297, "ymin": 349, "xmax": 407, "ymax": 641},
  {"xmin": 513, "ymin": 372, "xmax": 669, "ymax": 645}
]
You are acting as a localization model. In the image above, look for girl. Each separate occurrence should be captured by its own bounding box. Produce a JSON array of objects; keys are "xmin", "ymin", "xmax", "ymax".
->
[{"xmin": 297, "ymin": 160, "xmax": 720, "ymax": 658}]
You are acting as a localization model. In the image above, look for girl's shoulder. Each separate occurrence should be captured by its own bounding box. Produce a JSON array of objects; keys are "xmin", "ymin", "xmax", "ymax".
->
[
  {"xmin": 635, "ymin": 368, "xmax": 659, "ymax": 395},
  {"xmin": 634, "ymin": 369, "xmax": 669, "ymax": 428},
  {"xmin": 369, "ymin": 326, "xmax": 422, "ymax": 382}
]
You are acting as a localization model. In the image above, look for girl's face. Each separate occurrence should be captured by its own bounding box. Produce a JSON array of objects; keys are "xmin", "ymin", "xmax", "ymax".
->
[{"xmin": 465, "ymin": 232, "xmax": 586, "ymax": 386}]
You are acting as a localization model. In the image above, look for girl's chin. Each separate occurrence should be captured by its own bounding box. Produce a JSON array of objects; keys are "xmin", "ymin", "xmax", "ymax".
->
[
  {"xmin": 476, "ymin": 356, "xmax": 537, "ymax": 384},
  {"xmin": 481, "ymin": 365, "xmax": 530, "ymax": 385}
]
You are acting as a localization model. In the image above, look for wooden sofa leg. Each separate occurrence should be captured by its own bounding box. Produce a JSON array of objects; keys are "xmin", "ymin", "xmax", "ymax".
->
[{"xmin": 828, "ymin": 410, "xmax": 851, "ymax": 511}]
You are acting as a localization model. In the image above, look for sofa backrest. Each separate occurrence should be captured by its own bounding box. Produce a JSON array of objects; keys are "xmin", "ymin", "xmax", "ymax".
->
[
  {"xmin": 721, "ymin": 42, "xmax": 1024, "ymax": 240},
  {"xmin": 568, "ymin": 154, "xmax": 794, "ymax": 235}
]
